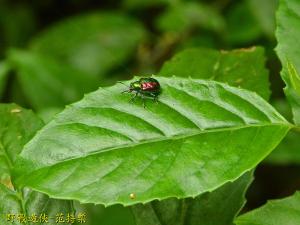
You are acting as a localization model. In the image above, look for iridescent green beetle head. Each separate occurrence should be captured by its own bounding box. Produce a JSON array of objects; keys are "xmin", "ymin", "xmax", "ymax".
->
[{"xmin": 129, "ymin": 81, "xmax": 141, "ymax": 91}]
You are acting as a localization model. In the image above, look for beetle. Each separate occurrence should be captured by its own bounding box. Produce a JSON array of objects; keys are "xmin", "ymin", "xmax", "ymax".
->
[{"xmin": 119, "ymin": 77, "xmax": 161, "ymax": 107}]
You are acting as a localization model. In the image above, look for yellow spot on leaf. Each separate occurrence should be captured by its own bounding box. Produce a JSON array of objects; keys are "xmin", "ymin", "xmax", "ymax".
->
[
  {"xmin": 130, "ymin": 193, "xmax": 136, "ymax": 199},
  {"xmin": 10, "ymin": 108, "xmax": 21, "ymax": 113},
  {"xmin": 235, "ymin": 78, "xmax": 243, "ymax": 84},
  {"xmin": 2, "ymin": 177, "xmax": 14, "ymax": 190}
]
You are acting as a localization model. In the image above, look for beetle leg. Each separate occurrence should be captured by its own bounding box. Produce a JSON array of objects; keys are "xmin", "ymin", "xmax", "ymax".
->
[
  {"xmin": 141, "ymin": 95, "xmax": 146, "ymax": 108},
  {"xmin": 129, "ymin": 92, "xmax": 138, "ymax": 102},
  {"xmin": 149, "ymin": 93, "xmax": 158, "ymax": 104},
  {"xmin": 122, "ymin": 89, "xmax": 132, "ymax": 94}
]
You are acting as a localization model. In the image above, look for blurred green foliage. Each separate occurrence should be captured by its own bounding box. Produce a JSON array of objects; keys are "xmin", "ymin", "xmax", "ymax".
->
[{"xmin": 0, "ymin": 0, "xmax": 299, "ymax": 224}]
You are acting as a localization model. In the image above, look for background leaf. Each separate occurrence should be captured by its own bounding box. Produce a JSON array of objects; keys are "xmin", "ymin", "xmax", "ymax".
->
[
  {"xmin": 235, "ymin": 192, "xmax": 300, "ymax": 225},
  {"xmin": 30, "ymin": 12, "xmax": 146, "ymax": 78},
  {"xmin": 132, "ymin": 171, "xmax": 253, "ymax": 225},
  {"xmin": 265, "ymin": 130, "xmax": 300, "ymax": 164},
  {"xmin": 0, "ymin": 104, "xmax": 43, "ymax": 184},
  {"xmin": 246, "ymin": 0, "xmax": 277, "ymax": 38},
  {"xmin": 275, "ymin": 0, "xmax": 300, "ymax": 125},
  {"xmin": 156, "ymin": 2, "xmax": 225, "ymax": 33},
  {"xmin": 14, "ymin": 77, "xmax": 290, "ymax": 206},
  {"xmin": 0, "ymin": 4, "xmax": 36, "ymax": 54},
  {"xmin": 159, "ymin": 47, "xmax": 270, "ymax": 100},
  {"xmin": 0, "ymin": 186, "xmax": 74, "ymax": 225},
  {"xmin": 0, "ymin": 104, "xmax": 73, "ymax": 225},
  {"xmin": 75, "ymin": 203, "xmax": 135, "ymax": 225},
  {"xmin": 225, "ymin": 1, "xmax": 262, "ymax": 45},
  {"xmin": 7, "ymin": 49, "xmax": 98, "ymax": 111}
]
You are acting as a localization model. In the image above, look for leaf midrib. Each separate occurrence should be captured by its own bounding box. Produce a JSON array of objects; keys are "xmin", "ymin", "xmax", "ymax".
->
[{"xmin": 25, "ymin": 122, "xmax": 292, "ymax": 169}]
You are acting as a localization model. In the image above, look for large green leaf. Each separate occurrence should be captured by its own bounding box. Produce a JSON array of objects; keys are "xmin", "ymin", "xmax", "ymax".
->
[
  {"xmin": 8, "ymin": 49, "xmax": 98, "ymax": 111},
  {"xmin": 30, "ymin": 12, "xmax": 145, "ymax": 77},
  {"xmin": 14, "ymin": 76, "xmax": 290, "ymax": 206},
  {"xmin": 156, "ymin": 2, "xmax": 225, "ymax": 33},
  {"xmin": 160, "ymin": 47, "xmax": 270, "ymax": 100},
  {"xmin": 275, "ymin": 0, "xmax": 300, "ymax": 125},
  {"xmin": 0, "ymin": 104, "xmax": 73, "ymax": 225},
  {"xmin": 132, "ymin": 171, "xmax": 253, "ymax": 225},
  {"xmin": 235, "ymin": 192, "xmax": 300, "ymax": 225}
]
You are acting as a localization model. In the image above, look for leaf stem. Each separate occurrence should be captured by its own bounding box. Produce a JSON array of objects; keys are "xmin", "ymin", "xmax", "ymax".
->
[
  {"xmin": 180, "ymin": 199, "xmax": 188, "ymax": 225},
  {"xmin": 292, "ymin": 125, "xmax": 300, "ymax": 133},
  {"xmin": 17, "ymin": 188, "xmax": 28, "ymax": 216}
]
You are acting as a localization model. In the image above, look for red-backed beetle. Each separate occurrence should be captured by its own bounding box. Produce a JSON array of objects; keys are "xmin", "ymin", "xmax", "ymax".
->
[{"xmin": 120, "ymin": 77, "xmax": 161, "ymax": 107}]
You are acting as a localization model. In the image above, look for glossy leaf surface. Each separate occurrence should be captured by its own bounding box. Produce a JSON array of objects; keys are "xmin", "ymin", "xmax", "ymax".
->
[{"xmin": 14, "ymin": 77, "xmax": 290, "ymax": 206}]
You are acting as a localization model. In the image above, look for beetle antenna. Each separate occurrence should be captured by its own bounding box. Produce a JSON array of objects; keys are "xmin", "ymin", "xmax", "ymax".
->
[{"xmin": 117, "ymin": 81, "xmax": 129, "ymax": 88}]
